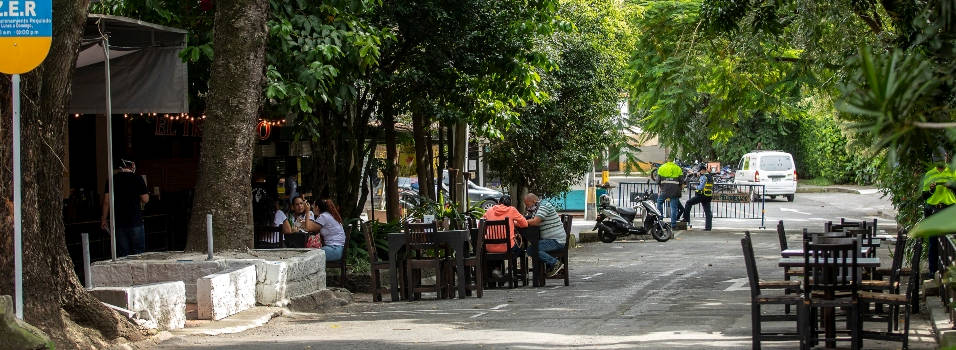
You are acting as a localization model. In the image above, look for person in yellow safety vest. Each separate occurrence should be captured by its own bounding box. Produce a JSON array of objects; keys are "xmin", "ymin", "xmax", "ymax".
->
[
  {"xmin": 923, "ymin": 155, "xmax": 956, "ymax": 275},
  {"xmin": 681, "ymin": 164, "xmax": 713, "ymax": 231},
  {"xmin": 655, "ymin": 161, "xmax": 685, "ymax": 227}
]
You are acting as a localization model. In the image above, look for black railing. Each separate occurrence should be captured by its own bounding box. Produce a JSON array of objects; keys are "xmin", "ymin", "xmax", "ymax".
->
[
  {"xmin": 617, "ymin": 182, "xmax": 766, "ymax": 228},
  {"xmin": 939, "ymin": 235, "xmax": 956, "ymax": 322}
]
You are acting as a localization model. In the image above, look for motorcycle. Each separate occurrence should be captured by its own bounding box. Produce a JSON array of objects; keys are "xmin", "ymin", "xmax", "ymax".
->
[
  {"xmin": 714, "ymin": 165, "xmax": 735, "ymax": 184},
  {"xmin": 593, "ymin": 192, "xmax": 672, "ymax": 243}
]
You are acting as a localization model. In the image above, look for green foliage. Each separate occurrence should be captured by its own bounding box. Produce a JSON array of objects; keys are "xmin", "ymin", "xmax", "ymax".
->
[
  {"xmin": 401, "ymin": 193, "xmax": 484, "ymax": 229},
  {"xmin": 485, "ymin": 0, "xmax": 631, "ymax": 197}
]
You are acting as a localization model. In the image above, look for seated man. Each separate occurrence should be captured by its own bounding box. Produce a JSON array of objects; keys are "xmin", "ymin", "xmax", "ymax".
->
[
  {"xmin": 482, "ymin": 195, "xmax": 528, "ymax": 278},
  {"xmin": 523, "ymin": 193, "xmax": 565, "ymax": 277}
]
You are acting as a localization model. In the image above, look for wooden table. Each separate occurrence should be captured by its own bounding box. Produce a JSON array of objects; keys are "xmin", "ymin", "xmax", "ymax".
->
[
  {"xmin": 778, "ymin": 257, "xmax": 880, "ymax": 267},
  {"xmin": 387, "ymin": 230, "xmax": 470, "ymax": 301},
  {"xmin": 780, "ymin": 247, "xmax": 871, "ymax": 258}
]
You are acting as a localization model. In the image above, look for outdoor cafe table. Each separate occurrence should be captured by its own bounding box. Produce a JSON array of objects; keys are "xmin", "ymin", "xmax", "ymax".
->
[
  {"xmin": 387, "ymin": 230, "xmax": 470, "ymax": 301},
  {"xmin": 780, "ymin": 247, "xmax": 872, "ymax": 258},
  {"xmin": 778, "ymin": 256, "xmax": 880, "ymax": 348}
]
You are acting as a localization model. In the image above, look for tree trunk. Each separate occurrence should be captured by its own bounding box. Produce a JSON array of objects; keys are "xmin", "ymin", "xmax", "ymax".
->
[
  {"xmin": 0, "ymin": 0, "xmax": 145, "ymax": 347},
  {"xmin": 381, "ymin": 98, "xmax": 401, "ymax": 221},
  {"xmin": 186, "ymin": 0, "xmax": 270, "ymax": 252},
  {"xmin": 412, "ymin": 112, "xmax": 435, "ymax": 201}
]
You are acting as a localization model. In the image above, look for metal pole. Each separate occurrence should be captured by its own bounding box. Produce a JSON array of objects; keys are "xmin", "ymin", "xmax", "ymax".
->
[
  {"xmin": 103, "ymin": 38, "xmax": 117, "ymax": 261},
  {"xmin": 12, "ymin": 74, "xmax": 24, "ymax": 320},
  {"xmin": 206, "ymin": 214, "xmax": 214, "ymax": 260},
  {"xmin": 81, "ymin": 233, "xmax": 92, "ymax": 289}
]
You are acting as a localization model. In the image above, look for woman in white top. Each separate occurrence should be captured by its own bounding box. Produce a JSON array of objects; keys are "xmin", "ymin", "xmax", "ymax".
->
[{"xmin": 312, "ymin": 199, "xmax": 346, "ymax": 262}]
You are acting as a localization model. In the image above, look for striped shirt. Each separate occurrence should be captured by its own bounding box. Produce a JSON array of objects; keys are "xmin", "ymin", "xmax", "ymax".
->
[{"xmin": 534, "ymin": 201, "xmax": 565, "ymax": 244}]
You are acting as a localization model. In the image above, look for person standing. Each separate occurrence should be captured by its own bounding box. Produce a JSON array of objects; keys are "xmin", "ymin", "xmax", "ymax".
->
[
  {"xmin": 523, "ymin": 193, "xmax": 565, "ymax": 277},
  {"xmin": 681, "ymin": 165, "xmax": 713, "ymax": 231},
  {"xmin": 923, "ymin": 155, "xmax": 956, "ymax": 276},
  {"xmin": 101, "ymin": 159, "xmax": 149, "ymax": 257},
  {"xmin": 655, "ymin": 161, "xmax": 685, "ymax": 228}
]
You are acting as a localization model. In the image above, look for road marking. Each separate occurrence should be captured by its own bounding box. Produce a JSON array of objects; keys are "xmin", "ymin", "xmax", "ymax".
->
[
  {"xmin": 490, "ymin": 304, "xmax": 509, "ymax": 310},
  {"xmin": 581, "ymin": 272, "xmax": 604, "ymax": 280},
  {"xmin": 720, "ymin": 277, "xmax": 750, "ymax": 291},
  {"xmin": 780, "ymin": 208, "xmax": 812, "ymax": 215},
  {"xmin": 469, "ymin": 312, "xmax": 487, "ymax": 318},
  {"xmin": 859, "ymin": 189, "xmax": 880, "ymax": 195}
]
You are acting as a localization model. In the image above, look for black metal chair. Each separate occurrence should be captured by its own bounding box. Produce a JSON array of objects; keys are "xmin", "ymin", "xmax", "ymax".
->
[
  {"xmin": 546, "ymin": 214, "xmax": 572, "ymax": 286},
  {"xmin": 254, "ymin": 225, "xmax": 284, "ymax": 249},
  {"xmin": 460, "ymin": 219, "xmax": 485, "ymax": 297},
  {"xmin": 801, "ymin": 235, "xmax": 862, "ymax": 349},
  {"xmin": 859, "ymin": 239, "xmax": 922, "ymax": 349},
  {"xmin": 741, "ymin": 231, "xmax": 803, "ymax": 349}
]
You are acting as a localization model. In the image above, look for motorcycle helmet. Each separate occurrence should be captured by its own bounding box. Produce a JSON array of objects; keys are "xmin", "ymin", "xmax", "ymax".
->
[{"xmin": 599, "ymin": 194, "xmax": 611, "ymax": 207}]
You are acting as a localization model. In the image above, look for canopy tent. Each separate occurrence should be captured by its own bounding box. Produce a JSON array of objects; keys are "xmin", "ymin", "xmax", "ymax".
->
[
  {"xmin": 69, "ymin": 14, "xmax": 188, "ymax": 114},
  {"xmin": 68, "ymin": 14, "xmax": 189, "ymax": 261}
]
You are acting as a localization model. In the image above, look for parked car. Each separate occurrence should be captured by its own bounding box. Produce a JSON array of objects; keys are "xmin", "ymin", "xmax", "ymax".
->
[
  {"xmin": 734, "ymin": 151, "xmax": 797, "ymax": 202},
  {"xmin": 441, "ymin": 170, "xmax": 504, "ymax": 210}
]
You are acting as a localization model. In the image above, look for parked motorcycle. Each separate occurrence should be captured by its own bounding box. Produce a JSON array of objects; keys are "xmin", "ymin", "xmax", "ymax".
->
[
  {"xmin": 714, "ymin": 165, "xmax": 735, "ymax": 184},
  {"xmin": 593, "ymin": 192, "xmax": 672, "ymax": 243}
]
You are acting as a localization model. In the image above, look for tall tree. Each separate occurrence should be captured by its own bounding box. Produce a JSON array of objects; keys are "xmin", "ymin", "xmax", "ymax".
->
[
  {"xmin": 185, "ymin": 0, "xmax": 270, "ymax": 251},
  {"xmin": 0, "ymin": 0, "xmax": 145, "ymax": 347}
]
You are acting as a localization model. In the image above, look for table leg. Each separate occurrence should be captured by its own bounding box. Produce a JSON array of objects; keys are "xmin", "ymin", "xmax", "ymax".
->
[
  {"xmin": 388, "ymin": 237, "xmax": 401, "ymax": 302},
  {"xmin": 456, "ymin": 241, "xmax": 466, "ymax": 299}
]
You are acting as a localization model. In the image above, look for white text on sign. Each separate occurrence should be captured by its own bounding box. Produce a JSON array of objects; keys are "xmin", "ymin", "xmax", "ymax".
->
[{"xmin": 0, "ymin": 1, "xmax": 38, "ymax": 17}]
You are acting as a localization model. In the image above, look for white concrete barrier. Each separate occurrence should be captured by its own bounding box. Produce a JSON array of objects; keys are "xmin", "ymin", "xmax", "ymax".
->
[
  {"xmin": 197, "ymin": 265, "xmax": 256, "ymax": 320},
  {"xmin": 90, "ymin": 281, "xmax": 186, "ymax": 330}
]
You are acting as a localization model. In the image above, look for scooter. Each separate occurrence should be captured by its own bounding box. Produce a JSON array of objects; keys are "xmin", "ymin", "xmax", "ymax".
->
[{"xmin": 593, "ymin": 192, "xmax": 672, "ymax": 243}]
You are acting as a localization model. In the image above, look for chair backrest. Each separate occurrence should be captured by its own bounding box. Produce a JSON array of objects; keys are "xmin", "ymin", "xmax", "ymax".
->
[
  {"xmin": 776, "ymin": 220, "xmax": 788, "ymax": 251},
  {"xmin": 482, "ymin": 219, "xmax": 512, "ymax": 248},
  {"xmin": 559, "ymin": 214, "xmax": 573, "ymax": 246},
  {"xmin": 362, "ymin": 222, "xmax": 379, "ymax": 263},
  {"xmin": 404, "ymin": 221, "xmax": 439, "ymax": 250},
  {"xmin": 903, "ymin": 239, "xmax": 923, "ymax": 298},
  {"xmin": 887, "ymin": 229, "xmax": 908, "ymax": 287},
  {"xmin": 472, "ymin": 219, "xmax": 486, "ymax": 256},
  {"xmin": 741, "ymin": 231, "xmax": 762, "ymax": 298},
  {"xmin": 803, "ymin": 236, "xmax": 859, "ymax": 298}
]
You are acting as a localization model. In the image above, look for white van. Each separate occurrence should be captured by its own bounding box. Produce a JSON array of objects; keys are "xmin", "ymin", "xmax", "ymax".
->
[{"xmin": 734, "ymin": 151, "xmax": 797, "ymax": 201}]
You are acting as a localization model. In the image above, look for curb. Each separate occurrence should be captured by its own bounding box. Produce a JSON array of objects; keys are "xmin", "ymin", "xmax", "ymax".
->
[
  {"xmin": 170, "ymin": 306, "xmax": 284, "ymax": 336},
  {"xmin": 928, "ymin": 288, "xmax": 955, "ymax": 348}
]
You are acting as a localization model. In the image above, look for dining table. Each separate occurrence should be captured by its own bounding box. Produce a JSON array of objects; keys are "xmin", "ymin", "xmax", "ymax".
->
[
  {"xmin": 387, "ymin": 230, "xmax": 470, "ymax": 301},
  {"xmin": 780, "ymin": 247, "xmax": 872, "ymax": 258}
]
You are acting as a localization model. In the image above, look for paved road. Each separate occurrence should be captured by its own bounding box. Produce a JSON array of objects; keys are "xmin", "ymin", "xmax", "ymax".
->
[{"xmin": 157, "ymin": 229, "xmax": 934, "ymax": 349}]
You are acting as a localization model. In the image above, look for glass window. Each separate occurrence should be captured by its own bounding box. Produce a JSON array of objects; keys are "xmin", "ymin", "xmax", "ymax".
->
[
  {"xmin": 759, "ymin": 155, "xmax": 793, "ymax": 171},
  {"xmin": 738, "ymin": 157, "xmax": 746, "ymax": 170}
]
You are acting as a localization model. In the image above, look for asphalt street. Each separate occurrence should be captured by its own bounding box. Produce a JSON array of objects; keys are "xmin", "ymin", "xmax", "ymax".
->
[{"xmin": 157, "ymin": 221, "xmax": 934, "ymax": 349}]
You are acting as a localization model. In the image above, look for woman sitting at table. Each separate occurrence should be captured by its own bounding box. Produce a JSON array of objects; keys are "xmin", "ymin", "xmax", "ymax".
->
[
  {"xmin": 281, "ymin": 195, "xmax": 316, "ymax": 248},
  {"xmin": 312, "ymin": 199, "xmax": 347, "ymax": 262}
]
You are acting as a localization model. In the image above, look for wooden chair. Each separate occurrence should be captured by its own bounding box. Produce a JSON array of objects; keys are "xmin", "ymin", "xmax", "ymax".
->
[
  {"xmin": 545, "ymin": 214, "xmax": 573, "ymax": 286},
  {"xmin": 776, "ymin": 220, "xmax": 802, "ymax": 314},
  {"xmin": 802, "ymin": 236, "xmax": 862, "ymax": 349},
  {"xmin": 254, "ymin": 226, "xmax": 284, "ymax": 249},
  {"xmin": 481, "ymin": 219, "xmax": 523, "ymax": 288},
  {"xmin": 859, "ymin": 239, "xmax": 922, "ymax": 349},
  {"xmin": 404, "ymin": 221, "xmax": 452, "ymax": 300},
  {"xmin": 460, "ymin": 219, "xmax": 485, "ymax": 297},
  {"xmin": 325, "ymin": 221, "xmax": 353, "ymax": 287},
  {"xmin": 362, "ymin": 222, "xmax": 397, "ymax": 302},
  {"xmin": 741, "ymin": 231, "xmax": 803, "ymax": 349}
]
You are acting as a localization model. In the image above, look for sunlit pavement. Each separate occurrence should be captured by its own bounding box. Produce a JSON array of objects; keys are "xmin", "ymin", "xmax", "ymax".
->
[{"xmin": 156, "ymin": 228, "xmax": 935, "ymax": 349}]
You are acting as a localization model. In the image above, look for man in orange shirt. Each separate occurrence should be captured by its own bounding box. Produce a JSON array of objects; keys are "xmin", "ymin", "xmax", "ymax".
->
[
  {"xmin": 482, "ymin": 195, "xmax": 528, "ymax": 279},
  {"xmin": 481, "ymin": 195, "xmax": 528, "ymax": 253}
]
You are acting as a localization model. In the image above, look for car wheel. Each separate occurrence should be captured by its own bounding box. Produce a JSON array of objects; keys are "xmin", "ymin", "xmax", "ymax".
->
[
  {"xmin": 480, "ymin": 199, "xmax": 496, "ymax": 210},
  {"xmin": 786, "ymin": 194, "xmax": 795, "ymax": 202},
  {"xmin": 770, "ymin": 195, "xmax": 777, "ymax": 200}
]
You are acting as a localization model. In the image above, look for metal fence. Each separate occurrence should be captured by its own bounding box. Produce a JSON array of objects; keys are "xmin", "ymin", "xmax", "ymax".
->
[
  {"xmin": 939, "ymin": 235, "xmax": 955, "ymax": 322},
  {"xmin": 617, "ymin": 182, "xmax": 766, "ymax": 228}
]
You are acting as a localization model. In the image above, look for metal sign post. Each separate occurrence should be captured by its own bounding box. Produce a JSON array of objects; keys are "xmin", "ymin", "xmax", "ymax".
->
[{"xmin": 1, "ymin": 0, "xmax": 55, "ymax": 320}]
